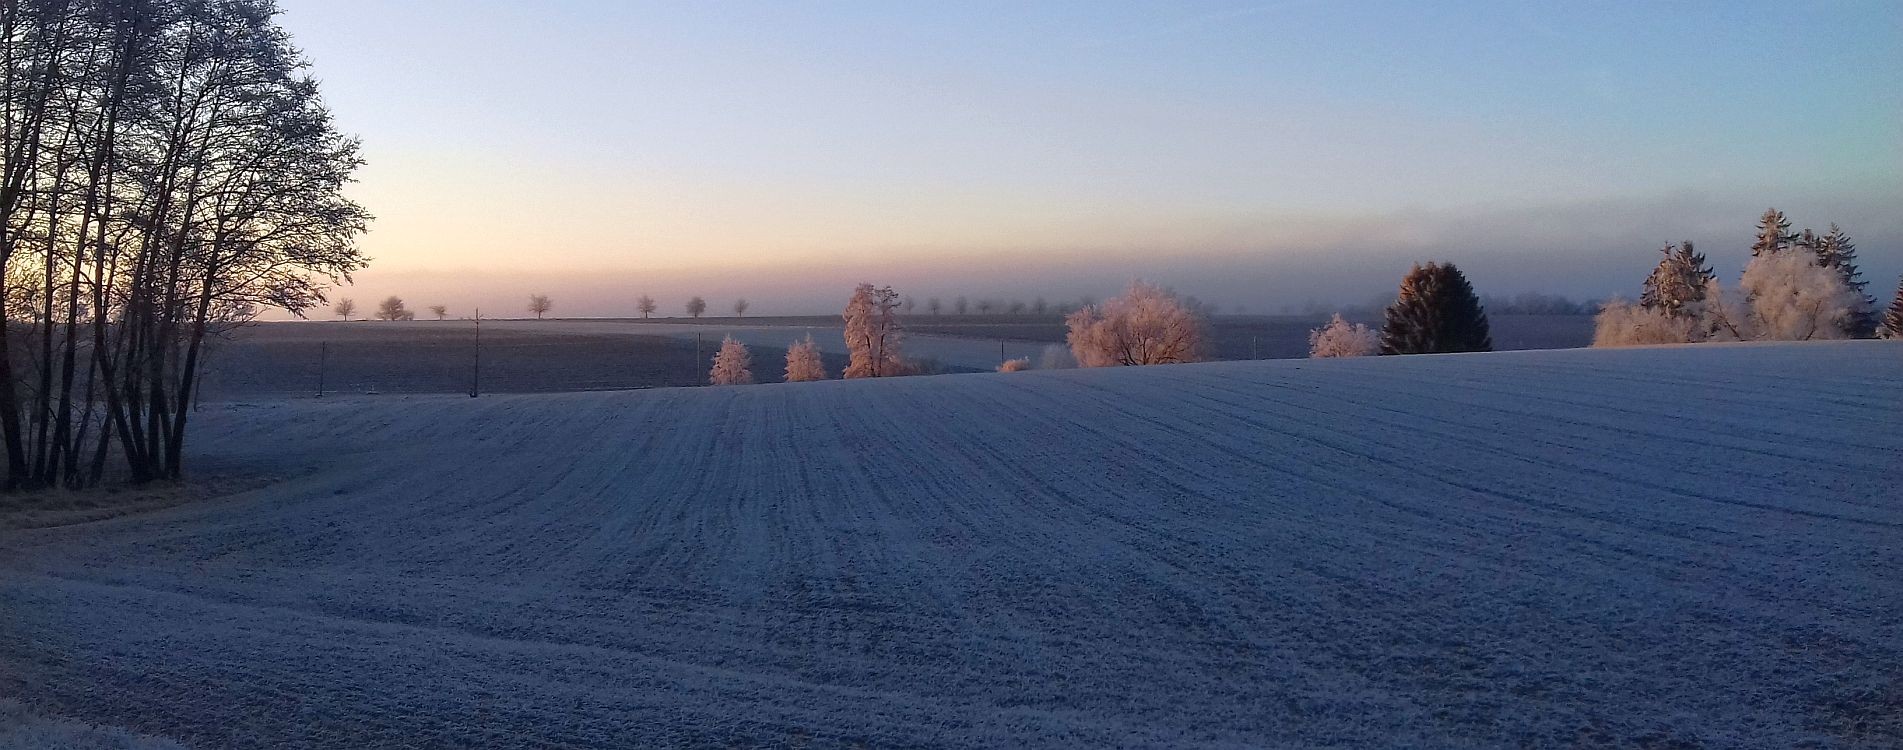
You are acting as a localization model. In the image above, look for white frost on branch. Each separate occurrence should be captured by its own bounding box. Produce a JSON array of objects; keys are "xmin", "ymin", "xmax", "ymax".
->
[
  {"xmin": 1065, "ymin": 280, "xmax": 1207, "ymax": 367},
  {"xmin": 709, "ymin": 336, "xmax": 754, "ymax": 385},
  {"xmin": 1307, "ymin": 314, "xmax": 1379, "ymax": 357}
]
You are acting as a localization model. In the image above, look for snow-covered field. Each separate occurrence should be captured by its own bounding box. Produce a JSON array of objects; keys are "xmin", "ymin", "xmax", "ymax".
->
[
  {"xmin": 479, "ymin": 318, "xmax": 1060, "ymax": 370},
  {"xmin": 2, "ymin": 342, "xmax": 1899, "ymax": 747}
]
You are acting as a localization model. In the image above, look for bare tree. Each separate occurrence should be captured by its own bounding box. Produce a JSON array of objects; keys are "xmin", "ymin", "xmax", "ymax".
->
[
  {"xmin": 1066, "ymin": 281, "xmax": 1208, "ymax": 367},
  {"xmin": 976, "ymin": 299, "xmax": 996, "ymax": 315},
  {"xmin": 528, "ymin": 294, "xmax": 553, "ymax": 319},
  {"xmin": 902, "ymin": 297, "xmax": 916, "ymax": 313},
  {"xmin": 954, "ymin": 296, "xmax": 969, "ymax": 315},
  {"xmin": 1033, "ymin": 297, "xmax": 1049, "ymax": 315},
  {"xmin": 708, "ymin": 336, "xmax": 754, "ymax": 385},
  {"xmin": 429, "ymin": 305, "xmax": 448, "ymax": 320},
  {"xmin": 0, "ymin": 0, "xmax": 370, "ymax": 488},
  {"xmin": 686, "ymin": 296, "xmax": 707, "ymax": 318},
  {"xmin": 376, "ymin": 296, "xmax": 410, "ymax": 321},
  {"xmin": 784, "ymin": 335, "xmax": 827, "ymax": 382},
  {"xmin": 733, "ymin": 298, "xmax": 750, "ymax": 317},
  {"xmin": 1308, "ymin": 314, "xmax": 1379, "ymax": 357},
  {"xmin": 334, "ymin": 298, "xmax": 358, "ymax": 321},
  {"xmin": 927, "ymin": 297, "xmax": 942, "ymax": 315},
  {"xmin": 637, "ymin": 295, "xmax": 657, "ymax": 319},
  {"xmin": 843, "ymin": 283, "xmax": 907, "ymax": 377}
]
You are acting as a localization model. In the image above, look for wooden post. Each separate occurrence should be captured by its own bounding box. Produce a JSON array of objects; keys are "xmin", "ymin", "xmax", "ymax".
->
[{"xmin": 470, "ymin": 309, "xmax": 481, "ymax": 398}]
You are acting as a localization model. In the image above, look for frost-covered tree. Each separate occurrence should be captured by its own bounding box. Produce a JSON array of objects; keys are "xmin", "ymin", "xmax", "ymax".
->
[
  {"xmin": 1806, "ymin": 224, "xmax": 1873, "ymax": 336},
  {"xmin": 996, "ymin": 357, "xmax": 1030, "ymax": 372},
  {"xmin": 843, "ymin": 283, "xmax": 907, "ymax": 378},
  {"xmin": 376, "ymin": 296, "xmax": 409, "ymax": 321},
  {"xmin": 1308, "ymin": 314, "xmax": 1379, "ymax": 357},
  {"xmin": 334, "ymin": 298, "xmax": 357, "ymax": 320},
  {"xmin": 686, "ymin": 296, "xmax": 707, "ymax": 318},
  {"xmin": 1640, "ymin": 241, "xmax": 1713, "ymax": 318},
  {"xmin": 637, "ymin": 295, "xmax": 657, "ymax": 318},
  {"xmin": 1379, "ymin": 263, "xmax": 1492, "ymax": 354},
  {"xmin": 1749, "ymin": 208, "xmax": 1795, "ymax": 257},
  {"xmin": 1738, "ymin": 249, "xmax": 1863, "ymax": 341},
  {"xmin": 708, "ymin": 336, "xmax": 754, "ymax": 385},
  {"xmin": 1065, "ymin": 281, "xmax": 1207, "ymax": 367},
  {"xmin": 1879, "ymin": 276, "xmax": 1903, "ymax": 339},
  {"xmin": 428, "ymin": 305, "xmax": 448, "ymax": 320},
  {"xmin": 1699, "ymin": 278, "xmax": 1756, "ymax": 342},
  {"xmin": 1593, "ymin": 299, "xmax": 1706, "ymax": 347},
  {"xmin": 784, "ymin": 335, "xmax": 827, "ymax": 381},
  {"xmin": 528, "ymin": 294, "xmax": 553, "ymax": 319}
]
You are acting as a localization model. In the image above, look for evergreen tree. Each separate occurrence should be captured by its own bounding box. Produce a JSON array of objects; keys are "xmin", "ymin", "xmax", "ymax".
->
[
  {"xmin": 1380, "ymin": 262, "xmax": 1492, "ymax": 354},
  {"xmin": 1640, "ymin": 241, "xmax": 1713, "ymax": 318},
  {"xmin": 1880, "ymin": 276, "xmax": 1903, "ymax": 340},
  {"xmin": 1811, "ymin": 224, "xmax": 1873, "ymax": 336},
  {"xmin": 1749, "ymin": 208, "xmax": 1794, "ymax": 257}
]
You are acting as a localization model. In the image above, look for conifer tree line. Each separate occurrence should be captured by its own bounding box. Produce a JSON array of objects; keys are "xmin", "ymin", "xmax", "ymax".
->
[{"xmin": 0, "ymin": 0, "xmax": 368, "ymax": 489}]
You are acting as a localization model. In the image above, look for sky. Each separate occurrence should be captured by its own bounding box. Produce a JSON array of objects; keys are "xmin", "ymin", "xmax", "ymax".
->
[{"xmin": 272, "ymin": 0, "xmax": 1901, "ymax": 318}]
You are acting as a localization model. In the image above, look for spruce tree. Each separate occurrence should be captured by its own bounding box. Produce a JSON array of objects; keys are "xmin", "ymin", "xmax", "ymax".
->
[
  {"xmin": 1813, "ymin": 224, "xmax": 1874, "ymax": 336},
  {"xmin": 1380, "ymin": 262, "xmax": 1492, "ymax": 354},
  {"xmin": 1640, "ymin": 241, "xmax": 1712, "ymax": 318},
  {"xmin": 1750, "ymin": 208, "xmax": 1794, "ymax": 257},
  {"xmin": 1880, "ymin": 275, "xmax": 1903, "ymax": 340}
]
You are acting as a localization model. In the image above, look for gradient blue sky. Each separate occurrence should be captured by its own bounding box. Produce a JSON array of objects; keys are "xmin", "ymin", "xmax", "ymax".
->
[{"xmin": 275, "ymin": 0, "xmax": 1901, "ymax": 317}]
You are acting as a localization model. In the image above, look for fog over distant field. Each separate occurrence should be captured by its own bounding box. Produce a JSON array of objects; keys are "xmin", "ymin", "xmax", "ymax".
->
[{"xmin": 309, "ymin": 188, "xmax": 1902, "ymax": 319}]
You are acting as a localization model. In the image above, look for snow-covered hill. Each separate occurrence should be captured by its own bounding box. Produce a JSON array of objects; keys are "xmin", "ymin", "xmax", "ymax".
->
[{"xmin": 3, "ymin": 342, "xmax": 1899, "ymax": 748}]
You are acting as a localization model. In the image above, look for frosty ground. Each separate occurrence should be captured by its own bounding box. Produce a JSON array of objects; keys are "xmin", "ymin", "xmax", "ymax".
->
[{"xmin": 2, "ymin": 342, "xmax": 1898, "ymax": 747}]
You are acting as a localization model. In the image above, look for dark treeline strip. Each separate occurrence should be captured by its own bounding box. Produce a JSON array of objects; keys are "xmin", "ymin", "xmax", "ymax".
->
[{"xmin": 0, "ymin": 0, "xmax": 366, "ymax": 489}]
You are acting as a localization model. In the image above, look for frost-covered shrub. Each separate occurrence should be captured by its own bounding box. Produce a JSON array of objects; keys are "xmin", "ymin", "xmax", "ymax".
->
[
  {"xmin": 1065, "ymin": 280, "xmax": 1207, "ymax": 367},
  {"xmin": 783, "ymin": 335, "xmax": 827, "ymax": 382},
  {"xmin": 1308, "ymin": 314, "xmax": 1379, "ymax": 357},
  {"xmin": 708, "ymin": 336, "xmax": 753, "ymax": 385},
  {"xmin": 1592, "ymin": 298, "xmax": 1705, "ymax": 347},
  {"xmin": 996, "ymin": 357, "xmax": 1030, "ymax": 372},
  {"xmin": 1738, "ymin": 250, "xmax": 1864, "ymax": 341},
  {"xmin": 1036, "ymin": 344, "xmax": 1075, "ymax": 370}
]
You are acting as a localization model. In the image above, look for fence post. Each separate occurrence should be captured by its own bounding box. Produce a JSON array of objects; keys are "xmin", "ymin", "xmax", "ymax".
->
[
  {"xmin": 470, "ymin": 309, "xmax": 481, "ymax": 398},
  {"xmin": 316, "ymin": 341, "xmax": 327, "ymax": 398}
]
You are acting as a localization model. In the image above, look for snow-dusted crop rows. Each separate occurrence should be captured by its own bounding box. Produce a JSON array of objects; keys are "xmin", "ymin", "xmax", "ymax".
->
[{"xmin": 2, "ymin": 342, "xmax": 1898, "ymax": 748}]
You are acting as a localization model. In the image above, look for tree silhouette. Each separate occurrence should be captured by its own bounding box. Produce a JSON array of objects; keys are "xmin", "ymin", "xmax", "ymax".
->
[
  {"xmin": 1380, "ymin": 262, "xmax": 1491, "ymax": 354},
  {"xmin": 376, "ymin": 296, "xmax": 410, "ymax": 321}
]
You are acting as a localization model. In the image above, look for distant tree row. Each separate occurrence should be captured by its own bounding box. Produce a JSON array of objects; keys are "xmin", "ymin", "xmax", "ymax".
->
[{"xmin": 1594, "ymin": 209, "xmax": 1886, "ymax": 346}]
